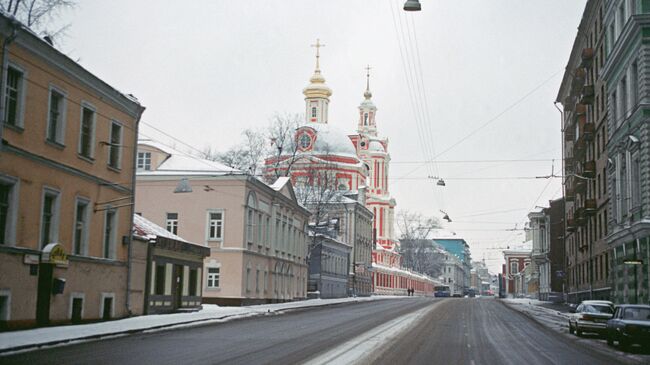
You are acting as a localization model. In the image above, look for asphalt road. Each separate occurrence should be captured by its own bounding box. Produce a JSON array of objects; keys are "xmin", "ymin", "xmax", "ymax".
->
[
  {"xmin": 0, "ymin": 298, "xmax": 435, "ymax": 365},
  {"xmin": 0, "ymin": 297, "xmax": 630, "ymax": 365},
  {"xmin": 375, "ymin": 298, "xmax": 624, "ymax": 365}
]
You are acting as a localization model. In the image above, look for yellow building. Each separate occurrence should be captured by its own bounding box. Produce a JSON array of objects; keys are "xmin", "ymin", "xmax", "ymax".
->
[{"xmin": 0, "ymin": 14, "xmax": 145, "ymax": 328}]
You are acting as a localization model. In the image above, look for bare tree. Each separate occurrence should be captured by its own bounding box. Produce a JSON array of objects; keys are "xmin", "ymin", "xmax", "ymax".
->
[
  {"xmin": 396, "ymin": 210, "xmax": 444, "ymax": 277},
  {"xmin": 266, "ymin": 112, "xmax": 302, "ymax": 179},
  {"xmin": 0, "ymin": 0, "xmax": 75, "ymax": 37},
  {"xmin": 198, "ymin": 128, "xmax": 266, "ymax": 175}
]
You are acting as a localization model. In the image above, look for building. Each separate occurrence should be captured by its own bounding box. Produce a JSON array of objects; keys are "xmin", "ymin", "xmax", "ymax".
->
[
  {"xmin": 262, "ymin": 42, "xmax": 430, "ymax": 296},
  {"xmin": 557, "ymin": 0, "xmax": 612, "ymax": 303},
  {"xmin": 372, "ymin": 244, "xmax": 437, "ymax": 296},
  {"xmin": 135, "ymin": 141, "xmax": 310, "ymax": 305},
  {"xmin": 528, "ymin": 210, "xmax": 550, "ymax": 300},
  {"xmin": 548, "ymin": 198, "xmax": 567, "ymax": 301},
  {"xmin": 307, "ymin": 224, "xmax": 352, "ymax": 298},
  {"xmin": 0, "ymin": 14, "xmax": 145, "ymax": 329},
  {"xmin": 441, "ymin": 252, "xmax": 466, "ymax": 296},
  {"xmin": 432, "ymin": 231, "xmax": 472, "ymax": 292},
  {"xmin": 502, "ymin": 249, "xmax": 532, "ymax": 298},
  {"xmin": 132, "ymin": 214, "xmax": 210, "ymax": 314},
  {"xmin": 601, "ymin": 0, "xmax": 650, "ymax": 304}
]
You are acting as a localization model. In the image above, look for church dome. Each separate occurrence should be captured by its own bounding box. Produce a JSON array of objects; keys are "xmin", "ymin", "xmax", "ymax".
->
[{"xmin": 295, "ymin": 123, "xmax": 359, "ymax": 159}]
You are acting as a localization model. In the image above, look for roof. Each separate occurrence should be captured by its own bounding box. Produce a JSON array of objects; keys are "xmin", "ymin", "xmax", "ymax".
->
[
  {"xmin": 298, "ymin": 123, "xmax": 360, "ymax": 159},
  {"xmin": 133, "ymin": 214, "xmax": 188, "ymax": 243},
  {"xmin": 137, "ymin": 139, "xmax": 241, "ymax": 176}
]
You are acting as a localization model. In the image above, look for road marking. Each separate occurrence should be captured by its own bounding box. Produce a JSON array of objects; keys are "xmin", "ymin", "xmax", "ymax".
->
[{"xmin": 303, "ymin": 302, "xmax": 440, "ymax": 365}]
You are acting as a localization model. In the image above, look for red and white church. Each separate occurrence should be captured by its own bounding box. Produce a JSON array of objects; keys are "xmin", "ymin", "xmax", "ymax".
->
[{"xmin": 264, "ymin": 44, "xmax": 437, "ymax": 296}]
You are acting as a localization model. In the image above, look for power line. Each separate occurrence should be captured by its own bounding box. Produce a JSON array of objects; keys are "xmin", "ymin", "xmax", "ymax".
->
[{"xmin": 391, "ymin": 158, "xmax": 554, "ymax": 164}]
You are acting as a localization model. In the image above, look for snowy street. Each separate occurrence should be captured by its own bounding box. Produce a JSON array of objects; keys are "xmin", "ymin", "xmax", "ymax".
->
[{"xmin": 2, "ymin": 297, "xmax": 644, "ymax": 365}]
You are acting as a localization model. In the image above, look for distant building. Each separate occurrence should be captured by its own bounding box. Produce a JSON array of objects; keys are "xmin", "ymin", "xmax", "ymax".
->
[
  {"xmin": 132, "ymin": 214, "xmax": 210, "ymax": 314},
  {"xmin": 433, "ymin": 231, "xmax": 472, "ymax": 292},
  {"xmin": 307, "ymin": 224, "xmax": 352, "ymax": 299},
  {"xmin": 441, "ymin": 251, "xmax": 465, "ymax": 296},
  {"xmin": 135, "ymin": 141, "xmax": 310, "ymax": 306},
  {"xmin": 0, "ymin": 14, "xmax": 145, "ymax": 329},
  {"xmin": 502, "ymin": 249, "xmax": 531, "ymax": 298}
]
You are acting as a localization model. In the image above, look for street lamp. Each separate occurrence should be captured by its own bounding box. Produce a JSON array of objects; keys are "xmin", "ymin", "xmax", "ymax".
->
[{"xmin": 403, "ymin": 0, "xmax": 421, "ymax": 11}]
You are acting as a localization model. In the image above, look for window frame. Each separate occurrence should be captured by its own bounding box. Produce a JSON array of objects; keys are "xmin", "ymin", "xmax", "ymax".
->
[
  {"xmin": 137, "ymin": 151, "xmax": 152, "ymax": 171},
  {"xmin": 78, "ymin": 102, "xmax": 97, "ymax": 160},
  {"xmin": 107, "ymin": 120, "xmax": 123, "ymax": 169},
  {"xmin": 165, "ymin": 212, "xmax": 178, "ymax": 235},
  {"xmin": 0, "ymin": 174, "xmax": 19, "ymax": 246},
  {"xmin": 46, "ymin": 85, "xmax": 67, "ymax": 146},
  {"xmin": 207, "ymin": 267, "xmax": 220, "ymax": 289},
  {"xmin": 72, "ymin": 196, "xmax": 91, "ymax": 256},
  {"xmin": 4, "ymin": 63, "xmax": 26, "ymax": 129},
  {"xmin": 40, "ymin": 187, "xmax": 61, "ymax": 248},
  {"xmin": 206, "ymin": 209, "xmax": 224, "ymax": 242},
  {"xmin": 102, "ymin": 208, "xmax": 118, "ymax": 259}
]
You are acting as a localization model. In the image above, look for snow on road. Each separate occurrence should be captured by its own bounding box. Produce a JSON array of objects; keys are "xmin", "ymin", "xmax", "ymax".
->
[{"xmin": 0, "ymin": 295, "xmax": 408, "ymax": 353}]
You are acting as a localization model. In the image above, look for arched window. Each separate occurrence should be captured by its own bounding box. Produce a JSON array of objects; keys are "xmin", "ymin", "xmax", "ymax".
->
[{"xmin": 364, "ymin": 113, "xmax": 369, "ymax": 125}]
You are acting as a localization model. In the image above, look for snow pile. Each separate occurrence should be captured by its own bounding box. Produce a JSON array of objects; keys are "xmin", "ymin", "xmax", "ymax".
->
[
  {"xmin": 502, "ymin": 298, "xmax": 570, "ymax": 333},
  {"xmin": 0, "ymin": 295, "xmax": 405, "ymax": 353}
]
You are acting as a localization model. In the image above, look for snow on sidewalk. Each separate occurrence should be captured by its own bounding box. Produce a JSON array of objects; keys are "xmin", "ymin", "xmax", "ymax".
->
[
  {"xmin": 0, "ymin": 295, "xmax": 407, "ymax": 353},
  {"xmin": 502, "ymin": 298, "xmax": 570, "ymax": 333}
]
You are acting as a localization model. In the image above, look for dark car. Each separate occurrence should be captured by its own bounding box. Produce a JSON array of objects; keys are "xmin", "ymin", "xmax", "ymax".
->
[
  {"xmin": 568, "ymin": 300, "xmax": 614, "ymax": 336},
  {"xmin": 606, "ymin": 305, "xmax": 650, "ymax": 350}
]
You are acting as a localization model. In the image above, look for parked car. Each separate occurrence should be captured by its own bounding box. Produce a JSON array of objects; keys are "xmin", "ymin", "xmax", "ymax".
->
[
  {"xmin": 606, "ymin": 305, "xmax": 650, "ymax": 350},
  {"xmin": 568, "ymin": 300, "xmax": 614, "ymax": 336}
]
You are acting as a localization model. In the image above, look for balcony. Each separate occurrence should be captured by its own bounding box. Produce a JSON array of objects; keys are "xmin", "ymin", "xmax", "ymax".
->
[
  {"xmin": 573, "ymin": 138, "xmax": 586, "ymax": 159},
  {"xmin": 575, "ymin": 178, "xmax": 587, "ymax": 194},
  {"xmin": 575, "ymin": 103, "xmax": 587, "ymax": 115},
  {"xmin": 582, "ymin": 122, "xmax": 595, "ymax": 141},
  {"xmin": 564, "ymin": 128, "xmax": 575, "ymax": 141},
  {"xmin": 581, "ymin": 48, "xmax": 594, "ymax": 68},
  {"xmin": 575, "ymin": 208, "xmax": 587, "ymax": 225},
  {"xmin": 574, "ymin": 67, "xmax": 586, "ymax": 81},
  {"xmin": 580, "ymin": 85, "xmax": 595, "ymax": 105},
  {"xmin": 584, "ymin": 199, "xmax": 597, "ymax": 215},
  {"xmin": 567, "ymin": 218, "xmax": 577, "ymax": 232},
  {"xmin": 565, "ymin": 157, "xmax": 575, "ymax": 173},
  {"xmin": 583, "ymin": 160, "xmax": 596, "ymax": 178}
]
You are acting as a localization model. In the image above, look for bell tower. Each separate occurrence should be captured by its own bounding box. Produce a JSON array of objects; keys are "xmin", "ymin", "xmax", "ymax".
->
[
  {"xmin": 358, "ymin": 65, "xmax": 377, "ymax": 136},
  {"xmin": 303, "ymin": 39, "xmax": 332, "ymax": 124}
]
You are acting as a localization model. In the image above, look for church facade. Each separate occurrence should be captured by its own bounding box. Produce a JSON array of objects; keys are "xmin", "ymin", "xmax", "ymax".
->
[{"xmin": 264, "ymin": 43, "xmax": 437, "ymax": 296}]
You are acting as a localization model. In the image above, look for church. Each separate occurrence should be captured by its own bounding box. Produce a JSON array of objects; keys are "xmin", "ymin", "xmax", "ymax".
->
[{"xmin": 264, "ymin": 41, "xmax": 437, "ymax": 296}]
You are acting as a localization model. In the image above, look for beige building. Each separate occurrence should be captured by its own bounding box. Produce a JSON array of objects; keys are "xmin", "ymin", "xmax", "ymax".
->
[
  {"xmin": 135, "ymin": 140, "xmax": 311, "ymax": 305},
  {"xmin": 0, "ymin": 14, "xmax": 145, "ymax": 328}
]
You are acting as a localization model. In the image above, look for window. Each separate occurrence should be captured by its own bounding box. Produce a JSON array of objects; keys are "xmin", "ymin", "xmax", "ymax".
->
[
  {"xmin": 4, "ymin": 66, "xmax": 24, "ymax": 127},
  {"xmin": 0, "ymin": 289, "xmax": 10, "ymax": 323},
  {"xmin": 364, "ymin": 113, "xmax": 368, "ymax": 125},
  {"xmin": 510, "ymin": 261, "xmax": 519, "ymax": 274},
  {"xmin": 189, "ymin": 268, "xmax": 198, "ymax": 296},
  {"xmin": 166, "ymin": 213, "xmax": 178, "ymax": 235},
  {"xmin": 611, "ymin": 91, "xmax": 618, "ymax": 128},
  {"xmin": 207, "ymin": 211, "xmax": 223, "ymax": 240},
  {"xmin": 620, "ymin": 76, "xmax": 627, "ymax": 119},
  {"xmin": 631, "ymin": 153, "xmax": 641, "ymax": 210},
  {"xmin": 137, "ymin": 152, "xmax": 151, "ymax": 171},
  {"xmin": 257, "ymin": 213, "xmax": 263, "ymax": 246},
  {"xmin": 103, "ymin": 210, "xmax": 117, "ymax": 259},
  {"xmin": 47, "ymin": 88, "xmax": 66, "ymax": 144},
  {"xmin": 108, "ymin": 122, "xmax": 122, "ymax": 169},
  {"xmin": 155, "ymin": 264, "xmax": 166, "ymax": 295},
  {"xmin": 78, "ymin": 106, "xmax": 95, "ymax": 159},
  {"xmin": 0, "ymin": 177, "xmax": 17, "ymax": 245},
  {"xmin": 207, "ymin": 267, "xmax": 220, "ymax": 288},
  {"xmin": 311, "ymin": 107, "xmax": 317, "ymax": 118},
  {"xmin": 101, "ymin": 294, "xmax": 114, "ymax": 320},
  {"xmin": 73, "ymin": 199, "xmax": 90, "ymax": 255},
  {"xmin": 256, "ymin": 268, "xmax": 260, "ymax": 293},
  {"xmin": 41, "ymin": 189, "xmax": 60, "ymax": 248},
  {"xmin": 247, "ymin": 208, "xmax": 254, "ymax": 244},
  {"xmin": 630, "ymin": 62, "xmax": 638, "ymax": 108}
]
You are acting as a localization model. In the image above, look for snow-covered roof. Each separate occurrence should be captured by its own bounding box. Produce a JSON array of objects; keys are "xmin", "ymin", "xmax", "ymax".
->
[
  {"xmin": 133, "ymin": 214, "xmax": 189, "ymax": 243},
  {"xmin": 431, "ymin": 229, "xmax": 462, "ymax": 240},
  {"xmin": 372, "ymin": 263, "xmax": 439, "ymax": 283},
  {"xmin": 368, "ymin": 140, "xmax": 385, "ymax": 152},
  {"xmin": 137, "ymin": 139, "xmax": 241, "ymax": 176},
  {"xmin": 299, "ymin": 123, "xmax": 359, "ymax": 159},
  {"xmin": 270, "ymin": 176, "xmax": 291, "ymax": 191}
]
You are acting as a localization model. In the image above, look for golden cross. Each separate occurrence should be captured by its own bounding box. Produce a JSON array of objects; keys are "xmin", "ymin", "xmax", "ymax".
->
[{"xmin": 311, "ymin": 38, "xmax": 325, "ymax": 70}]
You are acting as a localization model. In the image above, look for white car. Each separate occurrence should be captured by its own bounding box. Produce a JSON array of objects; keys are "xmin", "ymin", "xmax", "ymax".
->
[{"xmin": 568, "ymin": 300, "xmax": 615, "ymax": 336}]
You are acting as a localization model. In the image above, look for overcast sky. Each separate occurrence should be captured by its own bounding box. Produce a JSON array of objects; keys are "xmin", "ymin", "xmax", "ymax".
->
[{"xmin": 55, "ymin": 0, "xmax": 587, "ymax": 273}]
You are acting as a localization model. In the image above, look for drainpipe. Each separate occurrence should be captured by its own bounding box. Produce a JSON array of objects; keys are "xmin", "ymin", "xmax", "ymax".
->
[
  {"xmin": 0, "ymin": 21, "xmax": 18, "ymax": 153},
  {"xmin": 125, "ymin": 106, "xmax": 145, "ymax": 315},
  {"xmin": 554, "ymin": 101, "xmax": 567, "ymax": 302}
]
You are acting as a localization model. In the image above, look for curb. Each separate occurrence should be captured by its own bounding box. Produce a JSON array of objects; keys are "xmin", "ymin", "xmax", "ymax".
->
[{"xmin": 0, "ymin": 297, "xmax": 393, "ymax": 355}]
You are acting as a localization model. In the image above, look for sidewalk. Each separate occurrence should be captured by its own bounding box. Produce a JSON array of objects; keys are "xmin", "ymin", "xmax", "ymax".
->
[{"xmin": 0, "ymin": 295, "xmax": 406, "ymax": 355}]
